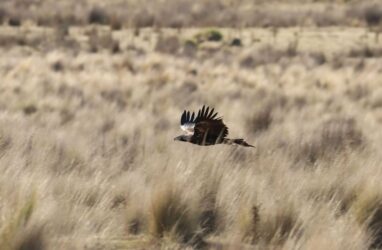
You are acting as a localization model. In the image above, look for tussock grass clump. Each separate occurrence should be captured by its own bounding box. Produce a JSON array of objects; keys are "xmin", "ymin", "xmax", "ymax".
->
[
  {"xmin": 348, "ymin": 46, "xmax": 382, "ymax": 58},
  {"xmin": 48, "ymin": 141, "xmax": 84, "ymax": 175},
  {"xmin": 309, "ymin": 51, "xmax": 327, "ymax": 66},
  {"xmin": 235, "ymin": 202, "xmax": 302, "ymax": 246},
  {"xmin": 126, "ymin": 205, "xmax": 145, "ymax": 235},
  {"xmin": 0, "ymin": 193, "xmax": 45, "ymax": 250},
  {"xmin": 247, "ymin": 106, "xmax": 273, "ymax": 134},
  {"xmin": 197, "ymin": 188, "xmax": 221, "ymax": 237},
  {"xmin": 182, "ymin": 39, "xmax": 198, "ymax": 57},
  {"xmin": 0, "ymin": 7, "xmax": 6, "ymax": 24},
  {"xmin": 351, "ymin": 183, "xmax": 382, "ymax": 248},
  {"xmin": 87, "ymin": 29, "xmax": 120, "ymax": 53},
  {"xmin": 148, "ymin": 184, "xmax": 199, "ymax": 244},
  {"xmin": 240, "ymin": 45, "xmax": 299, "ymax": 69},
  {"xmin": 236, "ymin": 205, "xmax": 260, "ymax": 243},
  {"xmin": 345, "ymin": 84, "xmax": 370, "ymax": 102},
  {"xmin": 246, "ymin": 89, "xmax": 289, "ymax": 135},
  {"xmin": 320, "ymin": 118, "xmax": 364, "ymax": 150},
  {"xmin": 155, "ymin": 36, "xmax": 180, "ymax": 55},
  {"xmin": 259, "ymin": 205, "xmax": 302, "ymax": 245},
  {"xmin": 14, "ymin": 226, "xmax": 45, "ymax": 250},
  {"xmin": 199, "ymin": 208, "xmax": 218, "ymax": 237},
  {"xmin": 0, "ymin": 131, "xmax": 12, "ymax": 153},
  {"xmin": 296, "ymin": 117, "xmax": 365, "ymax": 164}
]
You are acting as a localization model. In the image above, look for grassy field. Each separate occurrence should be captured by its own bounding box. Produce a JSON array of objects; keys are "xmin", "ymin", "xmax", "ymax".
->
[{"xmin": 2, "ymin": 1, "xmax": 382, "ymax": 249}]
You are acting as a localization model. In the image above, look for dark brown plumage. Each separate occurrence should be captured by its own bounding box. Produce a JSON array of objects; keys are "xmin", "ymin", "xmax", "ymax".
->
[{"xmin": 174, "ymin": 105, "xmax": 254, "ymax": 147}]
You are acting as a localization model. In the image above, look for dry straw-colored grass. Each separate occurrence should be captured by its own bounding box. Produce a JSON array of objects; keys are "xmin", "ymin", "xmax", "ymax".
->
[
  {"xmin": 2, "ymin": 2, "xmax": 382, "ymax": 248},
  {"xmin": 1, "ymin": 0, "xmax": 382, "ymax": 29}
]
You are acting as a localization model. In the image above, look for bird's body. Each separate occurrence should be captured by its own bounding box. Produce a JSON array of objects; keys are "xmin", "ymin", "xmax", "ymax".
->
[{"xmin": 174, "ymin": 105, "xmax": 254, "ymax": 147}]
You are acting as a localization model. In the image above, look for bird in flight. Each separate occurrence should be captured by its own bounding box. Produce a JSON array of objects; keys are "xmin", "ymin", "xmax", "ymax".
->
[{"xmin": 174, "ymin": 105, "xmax": 254, "ymax": 147}]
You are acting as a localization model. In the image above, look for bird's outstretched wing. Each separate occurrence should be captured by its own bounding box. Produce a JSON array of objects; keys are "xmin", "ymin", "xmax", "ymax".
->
[
  {"xmin": 180, "ymin": 109, "xmax": 196, "ymax": 135},
  {"xmin": 192, "ymin": 105, "xmax": 228, "ymax": 145}
]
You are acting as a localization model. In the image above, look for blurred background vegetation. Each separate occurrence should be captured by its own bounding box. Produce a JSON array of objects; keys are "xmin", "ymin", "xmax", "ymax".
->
[{"xmin": 1, "ymin": 0, "xmax": 382, "ymax": 249}]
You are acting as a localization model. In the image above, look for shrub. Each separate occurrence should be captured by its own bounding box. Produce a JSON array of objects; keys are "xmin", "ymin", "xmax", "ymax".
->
[
  {"xmin": 347, "ymin": 3, "xmax": 382, "ymax": 27},
  {"xmin": 8, "ymin": 17, "xmax": 21, "ymax": 27},
  {"xmin": 364, "ymin": 4, "xmax": 382, "ymax": 27},
  {"xmin": 23, "ymin": 105, "xmax": 38, "ymax": 116},
  {"xmin": 88, "ymin": 7, "xmax": 109, "ymax": 25},
  {"xmin": 194, "ymin": 29, "xmax": 223, "ymax": 43},
  {"xmin": 205, "ymin": 30, "xmax": 223, "ymax": 42},
  {"xmin": 230, "ymin": 38, "xmax": 242, "ymax": 47}
]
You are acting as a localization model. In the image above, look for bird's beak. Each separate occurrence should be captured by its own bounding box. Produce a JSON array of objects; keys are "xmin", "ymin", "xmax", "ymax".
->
[{"xmin": 174, "ymin": 136, "xmax": 181, "ymax": 141}]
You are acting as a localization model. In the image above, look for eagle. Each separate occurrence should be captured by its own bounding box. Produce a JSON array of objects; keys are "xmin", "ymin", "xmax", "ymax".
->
[{"xmin": 174, "ymin": 105, "xmax": 254, "ymax": 147}]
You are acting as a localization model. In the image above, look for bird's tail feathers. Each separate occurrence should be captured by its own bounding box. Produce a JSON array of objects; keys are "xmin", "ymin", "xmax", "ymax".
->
[{"xmin": 223, "ymin": 138, "xmax": 255, "ymax": 147}]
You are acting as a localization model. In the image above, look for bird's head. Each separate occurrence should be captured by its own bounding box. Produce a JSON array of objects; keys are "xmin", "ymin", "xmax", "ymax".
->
[{"xmin": 174, "ymin": 135, "xmax": 190, "ymax": 142}]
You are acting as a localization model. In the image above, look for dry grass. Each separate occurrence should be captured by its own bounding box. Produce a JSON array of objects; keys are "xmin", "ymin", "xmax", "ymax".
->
[
  {"xmin": 2, "ymin": 2, "xmax": 382, "ymax": 249},
  {"xmin": 1, "ymin": 0, "xmax": 382, "ymax": 29}
]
